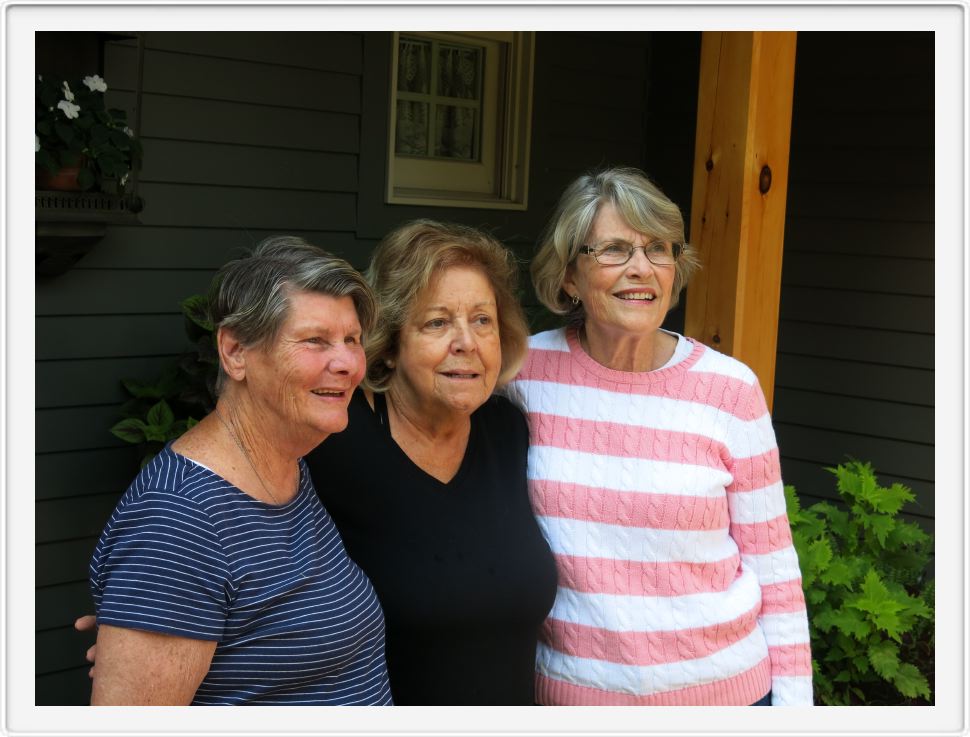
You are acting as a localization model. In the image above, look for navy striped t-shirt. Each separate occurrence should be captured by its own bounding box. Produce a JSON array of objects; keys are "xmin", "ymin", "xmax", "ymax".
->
[{"xmin": 89, "ymin": 444, "xmax": 393, "ymax": 705}]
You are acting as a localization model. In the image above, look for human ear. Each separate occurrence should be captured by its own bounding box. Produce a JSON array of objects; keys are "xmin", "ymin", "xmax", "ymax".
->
[
  {"xmin": 561, "ymin": 264, "xmax": 579, "ymax": 304},
  {"xmin": 217, "ymin": 327, "xmax": 247, "ymax": 382}
]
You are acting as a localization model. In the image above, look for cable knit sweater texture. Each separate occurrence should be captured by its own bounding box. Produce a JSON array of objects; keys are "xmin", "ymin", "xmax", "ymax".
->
[{"xmin": 506, "ymin": 328, "xmax": 813, "ymax": 706}]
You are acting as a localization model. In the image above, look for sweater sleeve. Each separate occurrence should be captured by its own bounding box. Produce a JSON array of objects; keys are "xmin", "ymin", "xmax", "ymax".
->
[{"xmin": 724, "ymin": 378, "xmax": 814, "ymax": 705}]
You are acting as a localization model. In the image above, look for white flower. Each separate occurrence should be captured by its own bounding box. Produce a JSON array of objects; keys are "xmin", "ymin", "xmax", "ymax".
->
[
  {"xmin": 120, "ymin": 172, "xmax": 129, "ymax": 187},
  {"xmin": 61, "ymin": 81, "xmax": 74, "ymax": 102},
  {"xmin": 35, "ymin": 134, "xmax": 40, "ymax": 152},
  {"xmin": 57, "ymin": 99, "xmax": 81, "ymax": 119},
  {"xmin": 123, "ymin": 126, "xmax": 133, "ymax": 137},
  {"xmin": 82, "ymin": 74, "xmax": 107, "ymax": 93},
  {"xmin": 37, "ymin": 74, "xmax": 43, "ymax": 81}
]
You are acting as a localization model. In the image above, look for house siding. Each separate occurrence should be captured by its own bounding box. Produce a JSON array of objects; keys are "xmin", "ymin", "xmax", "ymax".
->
[
  {"xmin": 772, "ymin": 31, "xmax": 935, "ymax": 528},
  {"xmin": 35, "ymin": 29, "xmax": 656, "ymax": 705}
]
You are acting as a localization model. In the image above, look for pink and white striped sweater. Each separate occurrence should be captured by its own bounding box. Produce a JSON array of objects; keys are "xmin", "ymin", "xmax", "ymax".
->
[{"xmin": 506, "ymin": 328, "xmax": 813, "ymax": 706}]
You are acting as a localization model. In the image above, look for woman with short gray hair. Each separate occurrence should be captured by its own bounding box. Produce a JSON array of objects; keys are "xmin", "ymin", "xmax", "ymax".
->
[{"xmin": 87, "ymin": 237, "xmax": 393, "ymax": 705}]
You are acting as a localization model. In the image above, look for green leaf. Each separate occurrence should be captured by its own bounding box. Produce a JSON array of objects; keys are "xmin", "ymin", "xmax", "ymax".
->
[
  {"xmin": 892, "ymin": 663, "xmax": 931, "ymax": 700},
  {"xmin": 110, "ymin": 417, "xmax": 148, "ymax": 444},
  {"xmin": 90, "ymin": 123, "xmax": 110, "ymax": 145},
  {"xmin": 181, "ymin": 294, "xmax": 214, "ymax": 332},
  {"xmin": 887, "ymin": 520, "xmax": 931, "ymax": 548},
  {"xmin": 146, "ymin": 400, "xmax": 175, "ymax": 430},
  {"xmin": 143, "ymin": 425, "xmax": 170, "ymax": 443},
  {"xmin": 784, "ymin": 484, "xmax": 801, "ymax": 516},
  {"xmin": 54, "ymin": 121, "xmax": 74, "ymax": 144},
  {"xmin": 819, "ymin": 557, "xmax": 854, "ymax": 587},
  {"xmin": 77, "ymin": 167, "xmax": 96, "ymax": 191},
  {"xmin": 861, "ymin": 513, "xmax": 896, "ymax": 547},
  {"xmin": 846, "ymin": 569, "xmax": 906, "ymax": 640},
  {"xmin": 122, "ymin": 378, "xmax": 164, "ymax": 400},
  {"xmin": 868, "ymin": 640, "xmax": 900, "ymax": 679},
  {"xmin": 816, "ymin": 607, "xmax": 871, "ymax": 640},
  {"xmin": 870, "ymin": 482, "xmax": 915, "ymax": 516}
]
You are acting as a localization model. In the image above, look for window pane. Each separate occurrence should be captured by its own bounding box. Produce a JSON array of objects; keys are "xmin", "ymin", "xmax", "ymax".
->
[
  {"xmin": 437, "ymin": 43, "xmax": 481, "ymax": 100},
  {"xmin": 434, "ymin": 105, "xmax": 477, "ymax": 160},
  {"xmin": 398, "ymin": 38, "xmax": 430, "ymax": 93},
  {"xmin": 396, "ymin": 101, "xmax": 429, "ymax": 155}
]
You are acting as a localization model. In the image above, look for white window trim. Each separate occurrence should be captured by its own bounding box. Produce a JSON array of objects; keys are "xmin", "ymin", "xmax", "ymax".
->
[{"xmin": 386, "ymin": 31, "xmax": 534, "ymax": 210}]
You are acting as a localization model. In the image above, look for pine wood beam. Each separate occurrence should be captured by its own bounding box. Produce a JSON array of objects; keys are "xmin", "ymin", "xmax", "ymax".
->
[{"xmin": 684, "ymin": 31, "xmax": 797, "ymax": 409}]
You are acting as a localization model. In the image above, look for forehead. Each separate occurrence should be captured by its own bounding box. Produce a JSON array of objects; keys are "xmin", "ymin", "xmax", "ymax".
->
[
  {"xmin": 589, "ymin": 202, "xmax": 652, "ymax": 242},
  {"xmin": 419, "ymin": 265, "xmax": 497, "ymax": 308},
  {"xmin": 283, "ymin": 291, "xmax": 360, "ymax": 331}
]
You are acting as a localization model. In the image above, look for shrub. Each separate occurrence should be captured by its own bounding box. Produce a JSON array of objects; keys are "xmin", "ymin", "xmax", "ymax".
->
[
  {"xmin": 785, "ymin": 460, "xmax": 934, "ymax": 705},
  {"xmin": 110, "ymin": 295, "xmax": 218, "ymax": 466}
]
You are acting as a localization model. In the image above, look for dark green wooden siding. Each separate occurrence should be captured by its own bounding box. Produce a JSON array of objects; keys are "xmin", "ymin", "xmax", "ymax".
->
[
  {"xmin": 35, "ymin": 29, "xmax": 660, "ymax": 705},
  {"xmin": 773, "ymin": 31, "xmax": 935, "ymax": 526}
]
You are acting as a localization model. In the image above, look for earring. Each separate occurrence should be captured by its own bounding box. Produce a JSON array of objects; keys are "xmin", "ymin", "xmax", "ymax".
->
[
  {"xmin": 571, "ymin": 294, "xmax": 580, "ymax": 306},
  {"xmin": 384, "ymin": 358, "xmax": 395, "ymax": 368}
]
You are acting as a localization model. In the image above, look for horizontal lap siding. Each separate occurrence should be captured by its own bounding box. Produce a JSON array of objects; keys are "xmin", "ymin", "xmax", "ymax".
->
[
  {"xmin": 35, "ymin": 32, "xmax": 369, "ymax": 704},
  {"xmin": 773, "ymin": 32, "xmax": 934, "ymax": 518},
  {"xmin": 36, "ymin": 30, "xmax": 664, "ymax": 704}
]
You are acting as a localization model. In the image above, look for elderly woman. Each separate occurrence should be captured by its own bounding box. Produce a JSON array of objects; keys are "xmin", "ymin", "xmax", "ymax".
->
[
  {"xmin": 307, "ymin": 220, "xmax": 558, "ymax": 705},
  {"xmin": 506, "ymin": 167, "xmax": 813, "ymax": 706},
  {"xmin": 87, "ymin": 237, "xmax": 392, "ymax": 705}
]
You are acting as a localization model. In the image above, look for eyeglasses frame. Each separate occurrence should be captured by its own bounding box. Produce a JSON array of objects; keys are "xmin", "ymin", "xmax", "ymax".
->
[{"xmin": 578, "ymin": 240, "xmax": 683, "ymax": 267}]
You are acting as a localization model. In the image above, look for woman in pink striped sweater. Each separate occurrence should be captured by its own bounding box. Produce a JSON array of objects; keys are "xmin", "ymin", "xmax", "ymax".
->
[{"xmin": 506, "ymin": 166, "xmax": 813, "ymax": 706}]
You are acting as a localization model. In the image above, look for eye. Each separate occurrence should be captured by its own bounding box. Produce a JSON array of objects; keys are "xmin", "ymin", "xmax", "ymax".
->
[
  {"xmin": 344, "ymin": 335, "xmax": 359, "ymax": 345},
  {"xmin": 425, "ymin": 318, "xmax": 447, "ymax": 329},
  {"xmin": 599, "ymin": 242, "xmax": 629, "ymax": 256},
  {"xmin": 648, "ymin": 241, "xmax": 669, "ymax": 255},
  {"xmin": 473, "ymin": 314, "xmax": 493, "ymax": 326},
  {"xmin": 304, "ymin": 337, "xmax": 323, "ymax": 345}
]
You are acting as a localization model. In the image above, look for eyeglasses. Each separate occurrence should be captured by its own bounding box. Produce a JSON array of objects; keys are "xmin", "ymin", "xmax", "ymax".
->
[{"xmin": 579, "ymin": 240, "xmax": 682, "ymax": 267}]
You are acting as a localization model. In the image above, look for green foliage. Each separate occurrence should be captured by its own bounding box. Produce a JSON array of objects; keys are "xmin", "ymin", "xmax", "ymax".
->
[
  {"xmin": 110, "ymin": 295, "xmax": 218, "ymax": 466},
  {"xmin": 35, "ymin": 74, "xmax": 143, "ymax": 193},
  {"xmin": 785, "ymin": 461, "xmax": 934, "ymax": 705}
]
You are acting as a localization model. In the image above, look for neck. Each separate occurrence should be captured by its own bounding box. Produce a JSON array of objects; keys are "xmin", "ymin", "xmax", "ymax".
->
[
  {"xmin": 580, "ymin": 325, "xmax": 674, "ymax": 372},
  {"xmin": 384, "ymin": 385, "xmax": 470, "ymax": 444},
  {"xmin": 214, "ymin": 394, "xmax": 301, "ymax": 502}
]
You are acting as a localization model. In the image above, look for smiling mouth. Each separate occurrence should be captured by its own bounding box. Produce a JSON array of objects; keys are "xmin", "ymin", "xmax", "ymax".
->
[
  {"xmin": 311, "ymin": 389, "xmax": 347, "ymax": 397},
  {"xmin": 615, "ymin": 291, "xmax": 656, "ymax": 302},
  {"xmin": 441, "ymin": 371, "xmax": 480, "ymax": 379}
]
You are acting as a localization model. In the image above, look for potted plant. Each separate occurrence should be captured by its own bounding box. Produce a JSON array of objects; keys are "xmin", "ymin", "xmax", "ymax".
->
[{"xmin": 35, "ymin": 73, "xmax": 142, "ymax": 193}]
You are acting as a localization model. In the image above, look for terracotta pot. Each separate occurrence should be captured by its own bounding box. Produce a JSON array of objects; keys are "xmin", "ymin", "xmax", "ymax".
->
[{"xmin": 36, "ymin": 164, "xmax": 83, "ymax": 191}]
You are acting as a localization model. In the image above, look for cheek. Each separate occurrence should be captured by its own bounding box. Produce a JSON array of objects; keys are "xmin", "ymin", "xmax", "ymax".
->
[{"xmin": 351, "ymin": 348, "xmax": 367, "ymax": 385}]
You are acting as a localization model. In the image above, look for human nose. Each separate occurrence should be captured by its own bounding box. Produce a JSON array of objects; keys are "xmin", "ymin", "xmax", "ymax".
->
[
  {"xmin": 450, "ymin": 321, "xmax": 476, "ymax": 353},
  {"xmin": 327, "ymin": 342, "xmax": 362, "ymax": 375},
  {"xmin": 625, "ymin": 245, "xmax": 658, "ymax": 274}
]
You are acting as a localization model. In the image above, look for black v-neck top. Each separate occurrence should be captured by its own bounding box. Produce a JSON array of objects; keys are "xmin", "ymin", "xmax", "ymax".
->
[{"xmin": 306, "ymin": 389, "xmax": 558, "ymax": 705}]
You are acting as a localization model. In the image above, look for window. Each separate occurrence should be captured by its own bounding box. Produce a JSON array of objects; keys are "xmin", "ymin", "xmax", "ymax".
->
[{"xmin": 387, "ymin": 31, "xmax": 534, "ymax": 210}]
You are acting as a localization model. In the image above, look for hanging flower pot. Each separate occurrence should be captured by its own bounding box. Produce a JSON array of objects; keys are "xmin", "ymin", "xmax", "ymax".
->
[{"xmin": 36, "ymin": 163, "xmax": 83, "ymax": 191}]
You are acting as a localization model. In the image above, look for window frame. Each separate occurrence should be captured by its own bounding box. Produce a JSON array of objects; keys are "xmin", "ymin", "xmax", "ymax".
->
[{"xmin": 386, "ymin": 31, "xmax": 534, "ymax": 210}]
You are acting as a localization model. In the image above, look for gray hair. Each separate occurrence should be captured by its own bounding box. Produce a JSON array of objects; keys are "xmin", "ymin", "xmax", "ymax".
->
[
  {"xmin": 531, "ymin": 166, "xmax": 700, "ymax": 324},
  {"xmin": 209, "ymin": 235, "xmax": 377, "ymax": 393}
]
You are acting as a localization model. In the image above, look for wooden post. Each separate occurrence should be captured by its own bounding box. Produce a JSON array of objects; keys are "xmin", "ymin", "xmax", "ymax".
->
[{"xmin": 684, "ymin": 31, "xmax": 797, "ymax": 410}]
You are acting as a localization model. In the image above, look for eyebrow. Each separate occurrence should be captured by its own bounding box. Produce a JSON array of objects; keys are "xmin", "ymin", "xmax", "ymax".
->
[{"xmin": 422, "ymin": 301, "xmax": 496, "ymax": 312}]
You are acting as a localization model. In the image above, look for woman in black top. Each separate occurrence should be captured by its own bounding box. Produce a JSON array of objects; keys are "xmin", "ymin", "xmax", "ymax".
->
[{"xmin": 307, "ymin": 220, "xmax": 557, "ymax": 705}]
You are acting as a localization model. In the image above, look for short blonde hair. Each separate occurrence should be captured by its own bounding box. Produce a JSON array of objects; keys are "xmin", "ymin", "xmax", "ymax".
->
[
  {"xmin": 531, "ymin": 166, "xmax": 700, "ymax": 323},
  {"xmin": 364, "ymin": 220, "xmax": 529, "ymax": 392}
]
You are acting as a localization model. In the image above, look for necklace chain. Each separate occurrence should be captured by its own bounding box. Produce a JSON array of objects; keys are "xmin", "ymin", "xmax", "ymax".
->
[{"xmin": 214, "ymin": 407, "xmax": 282, "ymax": 506}]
